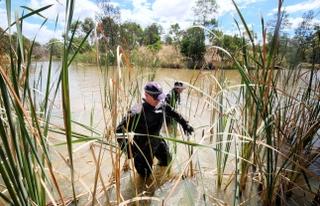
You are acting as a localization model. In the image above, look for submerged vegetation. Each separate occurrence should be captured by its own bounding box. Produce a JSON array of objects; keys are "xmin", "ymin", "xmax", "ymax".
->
[{"xmin": 0, "ymin": 0, "xmax": 319, "ymax": 206}]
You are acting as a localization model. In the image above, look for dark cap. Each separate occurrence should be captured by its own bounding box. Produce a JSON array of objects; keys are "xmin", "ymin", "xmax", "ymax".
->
[
  {"xmin": 174, "ymin": 81, "xmax": 186, "ymax": 89},
  {"xmin": 144, "ymin": 81, "xmax": 165, "ymax": 101}
]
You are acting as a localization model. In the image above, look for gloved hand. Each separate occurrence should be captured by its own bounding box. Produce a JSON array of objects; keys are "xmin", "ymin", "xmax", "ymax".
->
[{"xmin": 182, "ymin": 124, "xmax": 194, "ymax": 136}]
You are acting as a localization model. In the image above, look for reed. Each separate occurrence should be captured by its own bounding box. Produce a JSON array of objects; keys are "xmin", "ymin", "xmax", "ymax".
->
[
  {"xmin": 221, "ymin": 0, "xmax": 320, "ymax": 205},
  {"xmin": 0, "ymin": 0, "xmax": 319, "ymax": 205},
  {"xmin": 0, "ymin": 0, "xmax": 93, "ymax": 205},
  {"xmin": 0, "ymin": 2, "xmax": 63, "ymax": 205}
]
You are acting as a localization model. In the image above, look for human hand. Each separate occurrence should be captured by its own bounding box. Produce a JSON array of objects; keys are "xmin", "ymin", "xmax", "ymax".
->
[{"xmin": 183, "ymin": 124, "xmax": 194, "ymax": 136}]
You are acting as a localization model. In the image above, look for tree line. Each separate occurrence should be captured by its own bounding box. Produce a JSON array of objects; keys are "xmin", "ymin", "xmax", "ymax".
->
[{"xmin": 0, "ymin": 0, "xmax": 319, "ymax": 69}]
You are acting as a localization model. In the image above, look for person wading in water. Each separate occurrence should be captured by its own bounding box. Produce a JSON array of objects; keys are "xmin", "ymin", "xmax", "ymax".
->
[
  {"xmin": 164, "ymin": 81, "xmax": 187, "ymax": 129},
  {"xmin": 116, "ymin": 81, "xmax": 193, "ymax": 180}
]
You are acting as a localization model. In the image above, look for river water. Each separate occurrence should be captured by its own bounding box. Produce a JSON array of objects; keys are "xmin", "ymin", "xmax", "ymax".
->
[{"xmin": 29, "ymin": 61, "xmax": 319, "ymax": 205}]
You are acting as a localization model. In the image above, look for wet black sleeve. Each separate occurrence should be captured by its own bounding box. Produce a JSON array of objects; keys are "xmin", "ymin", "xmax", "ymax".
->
[
  {"xmin": 164, "ymin": 104, "xmax": 188, "ymax": 127},
  {"xmin": 116, "ymin": 112, "xmax": 137, "ymax": 133},
  {"xmin": 165, "ymin": 92, "xmax": 172, "ymax": 105},
  {"xmin": 116, "ymin": 118, "xmax": 127, "ymax": 134},
  {"xmin": 116, "ymin": 111, "xmax": 140, "ymax": 153},
  {"xmin": 163, "ymin": 103, "xmax": 194, "ymax": 135}
]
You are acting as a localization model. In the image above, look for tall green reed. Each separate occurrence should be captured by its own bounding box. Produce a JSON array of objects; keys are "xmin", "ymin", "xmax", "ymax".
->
[
  {"xmin": 218, "ymin": 0, "xmax": 320, "ymax": 205},
  {"xmin": 0, "ymin": 2, "xmax": 64, "ymax": 205},
  {"xmin": 0, "ymin": 0, "xmax": 94, "ymax": 205}
]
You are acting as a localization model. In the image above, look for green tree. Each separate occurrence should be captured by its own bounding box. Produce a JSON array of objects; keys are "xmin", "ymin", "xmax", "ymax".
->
[
  {"xmin": 69, "ymin": 21, "xmax": 82, "ymax": 36},
  {"xmin": 64, "ymin": 19, "xmax": 93, "ymax": 54},
  {"xmin": 169, "ymin": 23, "xmax": 182, "ymax": 46},
  {"xmin": 96, "ymin": 0, "xmax": 121, "ymax": 57},
  {"xmin": 193, "ymin": 0, "xmax": 218, "ymax": 41},
  {"xmin": 143, "ymin": 23, "xmax": 161, "ymax": 45},
  {"xmin": 143, "ymin": 23, "xmax": 162, "ymax": 51},
  {"xmin": 164, "ymin": 35, "xmax": 173, "ymax": 45},
  {"xmin": 81, "ymin": 17, "xmax": 95, "ymax": 43},
  {"xmin": 294, "ymin": 11, "xmax": 317, "ymax": 63},
  {"xmin": 311, "ymin": 25, "xmax": 320, "ymax": 64},
  {"xmin": 47, "ymin": 38, "xmax": 63, "ymax": 58},
  {"xmin": 119, "ymin": 22, "xmax": 143, "ymax": 50},
  {"xmin": 266, "ymin": 11, "xmax": 294, "ymax": 66},
  {"xmin": 180, "ymin": 27, "xmax": 205, "ymax": 68},
  {"xmin": 70, "ymin": 37, "xmax": 91, "ymax": 54},
  {"xmin": 221, "ymin": 34, "xmax": 243, "ymax": 57},
  {"xmin": 81, "ymin": 17, "xmax": 95, "ymax": 34}
]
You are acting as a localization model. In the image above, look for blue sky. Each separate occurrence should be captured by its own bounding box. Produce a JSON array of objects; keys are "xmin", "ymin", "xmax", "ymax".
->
[{"xmin": 0, "ymin": 0, "xmax": 319, "ymax": 44}]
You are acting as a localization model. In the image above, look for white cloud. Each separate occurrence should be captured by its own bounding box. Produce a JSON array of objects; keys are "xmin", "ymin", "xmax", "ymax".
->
[
  {"xmin": 288, "ymin": 17, "xmax": 303, "ymax": 30},
  {"xmin": 1, "ymin": 0, "xmax": 98, "ymax": 43},
  {"xmin": 23, "ymin": 21, "xmax": 63, "ymax": 44},
  {"xmin": 0, "ymin": 8, "xmax": 8, "ymax": 29},
  {"xmin": 119, "ymin": 0, "xmax": 262, "ymax": 36},
  {"xmin": 0, "ymin": 11, "xmax": 62, "ymax": 44},
  {"xmin": 74, "ymin": 0, "xmax": 99, "ymax": 19},
  {"xmin": 1, "ymin": 0, "xmax": 266, "ymax": 43},
  {"xmin": 216, "ymin": 0, "xmax": 265, "ymax": 16},
  {"xmin": 272, "ymin": 0, "xmax": 320, "ymax": 14},
  {"xmin": 120, "ymin": 0, "xmax": 208, "ymax": 32},
  {"xmin": 216, "ymin": 0, "xmax": 235, "ymax": 16},
  {"xmin": 29, "ymin": 0, "xmax": 98, "ymax": 24},
  {"xmin": 151, "ymin": 0, "xmax": 195, "ymax": 33},
  {"xmin": 120, "ymin": 0, "xmax": 156, "ymax": 27},
  {"xmin": 287, "ymin": 17, "xmax": 320, "ymax": 30},
  {"xmin": 132, "ymin": 0, "xmax": 151, "ymax": 9},
  {"xmin": 120, "ymin": 7, "xmax": 154, "ymax": 27},
  {"xmin": 152, "ymin": 0, "xmax": 194, "ymax": 20},
  {"xmin": 29, "ymin": 0, "xmax": 64, "ymax": 21},
  {"xmin": 16, "ymin": 0, "xmax": 97, "ymax": 43}
]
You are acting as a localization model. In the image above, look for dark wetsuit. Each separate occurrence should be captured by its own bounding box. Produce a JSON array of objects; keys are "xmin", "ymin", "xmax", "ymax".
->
[
  {"xmin": 165, "ymin": 89, "xmax": 181, "ymax": 126},
  {"xmin": 165, "ymin": 89, "xmax": 180, "ymax": 108},
  {"xmin": 116, "ymin": 99, "xmax": 189, "ymax": 178}
]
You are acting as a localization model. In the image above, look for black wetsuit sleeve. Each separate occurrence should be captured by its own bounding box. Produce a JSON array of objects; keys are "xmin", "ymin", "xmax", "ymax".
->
[
  {"xmin": 116, "ymin": 115, "xmax": 129, "ymax": 134},
  {"xmin": 165, "ymin": 92, "xmax": 171, "ymax": 105},
  {"xmin": 166, "ymin": 90, "xmax": 179, "ymax": 108},
  {"xmin": 116, "ymin": 111, "xmax": 141, "ymax": 153},
  {"xmin": 164, "ymin": 104, "xmax": 188, "ymax": 127},
  {"xmin": 116, "ymin": 111, "xmax": 140, "ymax": 133},
  {"xmin": 164, "ymin": 103, "xmax": 194, "ymax": 135}
]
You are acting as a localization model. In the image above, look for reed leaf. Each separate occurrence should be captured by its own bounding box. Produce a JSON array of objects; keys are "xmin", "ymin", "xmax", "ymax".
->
[{"xmin": 1, "ymin": 4, "xmax": 52, "ymax": 36}]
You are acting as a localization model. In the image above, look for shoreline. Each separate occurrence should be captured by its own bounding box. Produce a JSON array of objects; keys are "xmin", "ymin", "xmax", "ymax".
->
[{"xmin": 32, "ymin": 58, "xmax": 320, "ymax": 70}]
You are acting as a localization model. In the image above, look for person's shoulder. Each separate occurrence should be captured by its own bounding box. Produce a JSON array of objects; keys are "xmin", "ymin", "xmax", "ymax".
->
[
  {"xmin": 130, "ymin": 103, "xmax": 143, "ymax": 115},
  {"xmin": 157, "ymin": 101, "xmax": 173, "ymax": 110},
  {"xmin": 165, "ymin": 90, "xmax": 173, "ymax": 100}
]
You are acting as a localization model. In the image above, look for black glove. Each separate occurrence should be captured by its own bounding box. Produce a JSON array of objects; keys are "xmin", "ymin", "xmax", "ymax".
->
[{"xmin": 182, "ymin": 124, "xmax": 194, "ymax": 135}]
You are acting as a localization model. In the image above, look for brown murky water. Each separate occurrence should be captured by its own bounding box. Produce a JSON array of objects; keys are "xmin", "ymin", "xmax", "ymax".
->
[{"xmin": 30, "ymin": 61, "xmax": 318, "ymax": 205}]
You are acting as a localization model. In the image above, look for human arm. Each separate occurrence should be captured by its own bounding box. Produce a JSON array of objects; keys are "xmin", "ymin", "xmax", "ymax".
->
[
  {"xmin": 164, "ymin": 104, "xmax": 194, "ymax": 135},
  {"xmin": 165, "ymin": 92, "xmax": 172, "ymax": 105},
  {"xmin": 165, "ymin": 90, "xmax": 179, "ymax": 108},
  {"xmin": 116, "ymin": 105, "xmax": 142, "ymax": 152},
  {"xmin": 116, "ymin": 103, "xmax": 142, "ymax": 134}
]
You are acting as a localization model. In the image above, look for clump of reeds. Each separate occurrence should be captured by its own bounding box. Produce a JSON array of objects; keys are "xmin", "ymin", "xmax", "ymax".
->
[
  {"xmin": 1, "ymin": 0, "xmax": 319, "ymax": 205},
  {"xmin": 213, "ymin": 0, "xmax": 320, "ymax": 205},
  {"xmin": 0, "ymin": 2, "xmax": 62, "ymax": 205},
  {"xmin": 0, "ymin": 0, "xmax": 93, "ymax": 205}
]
